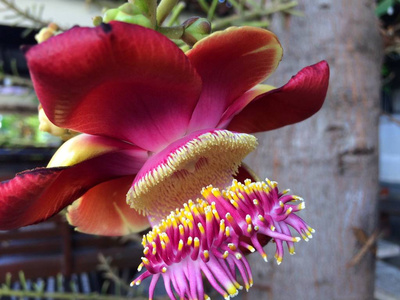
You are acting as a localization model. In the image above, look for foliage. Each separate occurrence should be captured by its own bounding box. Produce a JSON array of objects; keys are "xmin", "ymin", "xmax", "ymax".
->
[{"xmin": 376, "ymin": 0, "xmax": 400, "ymax": 17}]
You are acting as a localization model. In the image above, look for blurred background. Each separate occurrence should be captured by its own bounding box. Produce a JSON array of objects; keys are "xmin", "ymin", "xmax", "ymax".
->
[{"xmin": 0, "ymin": 0, "xmax": 398, "ymax": 299}]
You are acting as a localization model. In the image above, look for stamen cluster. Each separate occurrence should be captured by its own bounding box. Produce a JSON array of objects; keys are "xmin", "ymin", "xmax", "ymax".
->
[{"xmin": 132, "ymin": 179, "xmax": 314, "ymax": 300}]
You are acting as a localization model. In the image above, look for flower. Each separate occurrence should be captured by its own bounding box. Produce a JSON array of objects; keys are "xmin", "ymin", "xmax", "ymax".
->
[
  {"xmin": 133, "ymin": 179, "xmax": 314, "ymax": 299},
  {"xmin": 0, "ymin": 21, "xmax": 329, "ymax": 299}
]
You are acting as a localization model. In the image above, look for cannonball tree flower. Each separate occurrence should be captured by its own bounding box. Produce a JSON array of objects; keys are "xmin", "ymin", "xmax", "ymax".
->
[{"xmin": 0, "ymin": 21, "xmax": 329, "ymax": 299}]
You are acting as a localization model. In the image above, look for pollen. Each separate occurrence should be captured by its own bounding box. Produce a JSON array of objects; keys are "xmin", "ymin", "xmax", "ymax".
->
[{"xmin": 126, "ymin": 130, "xmax": 258, "ymax": 220}]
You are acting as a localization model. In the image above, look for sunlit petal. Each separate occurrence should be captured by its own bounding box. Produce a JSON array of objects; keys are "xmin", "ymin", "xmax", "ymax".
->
[
  {"xmin": 225, "ymin": 61, "xmax": 330, "ymax": 133},
  {"xmin": 26, "ymin": 21, "xmax": 202, "ymax": 152},
  {"xmin": 186, "ymin": 26, "xmax": 282, "ymax": 131},
  {"xmin": 67, "ymin": 176, "xmax": 150, "ymax": 236}
]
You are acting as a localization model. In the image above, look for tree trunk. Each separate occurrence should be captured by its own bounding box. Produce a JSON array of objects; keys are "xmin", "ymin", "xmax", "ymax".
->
[{"xmin": 244, "ymin": 1, "xmax": 382, "ymax": 299}]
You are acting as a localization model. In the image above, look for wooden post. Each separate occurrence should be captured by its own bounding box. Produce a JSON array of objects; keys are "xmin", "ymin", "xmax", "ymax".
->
[{"xmin": 244, "ymin": 1, "xmax": 382, "ymax": 299}]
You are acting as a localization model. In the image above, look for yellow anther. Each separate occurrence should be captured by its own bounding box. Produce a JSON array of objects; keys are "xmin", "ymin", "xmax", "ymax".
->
[
  {"xmin": 187, "ymin": 236, "xmax": 193, "ymax": 246},
  {"xmin": 243, "ymin": 186, "xmax": 251, "ymax": 195},
  {"xmin": 172, "ymin": 217, "xmax": 178, "ymax": 228},
  {"xmin": 161, "ymin": 241, "xmax": 166, "ymax": 249},
  {"xmin": 137, "ymin": 262, "xmax": 143, "ymax": 272},
  {"xmin": 282, "ymin": 189, "xmax": 290, "ymax": 194},
  {"xmin": 258, "ymin": 215, "xmax": 265, "ymax": 222},
  {"xmin": 285, "ymin": 207, "xmax": 293, "ymax": 215},
  {"xmin": 279, "ymin": 201, "xmax": 284, "ymax": 207},
  {"xmin": 143, "ymin": 247, "xmax": 149, "ymax": 255},
  {"xmin": 234, "ymin": 281, "xmax": 243, "ymax": 290},
  {"xmin": 179, "ymin": 224, "xmax": 184, "ymax": 236},
  {"xmin": 253, "ymin": 199, "xmax": 259, "ymax": 205},
  {"xmin": 162, "ymin": 233, "xmax": 170, "ymax": 244},
  {"xmin": 235, "ymin": 253, "xmax": 242, "ymax": 260},
  {"xmin": 245, "ymin": 215, "xmax": 252, "ymax": 224},
  {"xmin": 293, "ymin": 195, "xmax": 304, "ymax": 201},
  {"xmin": 152, "ymin": 242, "xmax": 157, "ymax": 255},
  {"xmin": 198, "ymin": 222, "xmax": 205, "ymax": 234},
  {"xmin": 276, "ymin": 255, "xmax": 282, "ymax": 265},
  {"xmin": 201, "ymin": 186, "xmax": 213, "ymax": 198},
  {"xmin": 230, "ymin": 199, "xmax": 239, "ymax": 209},
  {"xmin": 225, "ymin": 226, "xmax": 230, "ymax": 237},
  {"xmin": 289, "ymin": 246, "xmax": 296, "ymax": 255},
  {"xmin": 247, "ymin": 224, "xmax": 252, "ymax": 233},
  {"xmin": 211, "ymin": 188, "xmax": 222, "ymax": 197},
  {"xmin": 206, "ymin": 209, "xmax": 213, "ymax": 222},
  {"xmin": 308, "ymin": 226, "xmax": 315, "ymax": 233},
  {"xmin": 228, "ymin": 243, "xmax": 237, "ymax": 251},
  {"xmin": 212, "ymin": 209, "xmax": 220, "ymax": 221},
  {"xmin": 162, "ymin": 267, "xmax": 167, "ymax": 273},
  {"xmin": 270, "ymin": 225, "xmax": 275, "ymax": 231},
  {"xmin": 223, "ymin": 251, "xmax": 229, "ymax": 259},
  {"xmin": 178, "ymin": 239, "xmax": 184, "ymax": 251},
  {"xmin": 194, "ymin": 237, "xmax": 200, "ymax": 248},
  {"xmin": 185, "ymin": 211, "xmax": 194, "ymax": 222},
  {"xmin": 226, "ymin": 213, "xmax": 234, "ymax": 223},
  {"xmin": 299, "ymin": 202, "xmax": 306, "ymax": 210},
  {"xmin": 183, "ymin": 203, "xmax": 190, "ymax": 213},
  {"xmin": 142, "ymin": 257, "xmax": 149, "ymax": 265},
  {"xmin": 203, "ymin": 250, "xmax": 209, "ymax": 260},
  {"xmin": 261, "ymin": 253, "xmax": 268, "ymax": 262},
  {"xmin": 246, "ymin": 245, "xmax": 255, "ymax": 252},
  {"xmin": 192, "ymin": 205, "xmax": 201, "ymax": 217},
  {"xmin": 187, "ymin": 220, "xmax": 194, "ymax": 230},
  {"xmin": 228, "ymin": 288, "xmax": 238, "ymax": 298}
]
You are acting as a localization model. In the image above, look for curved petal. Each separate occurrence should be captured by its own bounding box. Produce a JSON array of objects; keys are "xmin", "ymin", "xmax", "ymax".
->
[
  {"xmin": 217, "ymin": 84, "xmax": 275, "ymax": 128},
  {"xmin": 0, "ymin": 148, "xmax": 148, "ymax": 230},
  {"xmin": 186, "ymin": 26, "xmax": 283, "ymax": 132},
  {"xmin": 67, "ymin": 176, "xmax": 150, "ymax": 236},
  {"xmin": 224, "ymin": 61, "xmax": 330, "ymax": 133},
  {"xmin": 47, "ymin": 133, "xmax": 142, "ymax": 167},
  {"xmin": 26, "ymin": 21, "xmax": 202, "ymax": 152}
]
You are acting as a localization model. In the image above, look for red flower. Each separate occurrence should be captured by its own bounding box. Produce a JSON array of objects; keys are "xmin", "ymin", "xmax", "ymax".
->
[{"xmin": 0, "ymin": 21, "xmax": 328, "ymax": 298}]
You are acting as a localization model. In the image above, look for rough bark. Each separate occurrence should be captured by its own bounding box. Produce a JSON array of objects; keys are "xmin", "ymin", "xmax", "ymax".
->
[{"xmin": 243, "ymin": 1, "xmax": 382, "ymax": 299}]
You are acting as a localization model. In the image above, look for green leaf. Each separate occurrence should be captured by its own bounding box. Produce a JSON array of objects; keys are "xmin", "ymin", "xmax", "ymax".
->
[{"xmin": 376, "ymin": 0, "xmax": 395, "ymax": 17}]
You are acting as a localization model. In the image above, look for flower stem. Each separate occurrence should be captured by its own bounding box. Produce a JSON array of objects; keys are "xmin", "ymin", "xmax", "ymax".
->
[
  {"xmin": 197, "ymin": 0, "xmax": 210, "ymax": 13},
  {"xmin": 207, "ymin": 0, "xmax": 219, "ymax": 21},
  {"xmin": 166, "ymin": 1, "xmax": 186, "ymax": 27},
  {"xmin": 157, "ymin": 0, "xmax": 178, "ymax": 25},
  {"xmin": 212, "ymin": 0, "xmax": 298, "ymax": 30},
  {"xmin": 158, "ymin": 26, "xmax": 185, "ymax": 39}
]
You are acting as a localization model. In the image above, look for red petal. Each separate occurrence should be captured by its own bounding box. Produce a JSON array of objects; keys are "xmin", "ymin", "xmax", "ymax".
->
[
  {"xmin": 26, "ymin": 22, "xmax": 202, "ymax": 152},
  {"xmin": 186, "ymin": 26, "xmax": 283, "ymax": 132},
  {"xmin": 0, "ymin": 148, "xmax": 148, "ymax": 230},
  {"xmin": 67, "ymin": 176, "xmax": 150, "ymax": 236},
  {"xmin": 224, "ymin": 61, "xmax": 330, "ymax": 133}
]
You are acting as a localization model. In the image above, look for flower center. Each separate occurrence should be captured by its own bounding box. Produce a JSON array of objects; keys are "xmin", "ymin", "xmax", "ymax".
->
[
  {"xmin": 127, "ymin": 130, "xmax": 258, "ymax": 222},
  {"xmin": 131, "ymin": 178, "xmax": 313, "ymax": 300}
]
